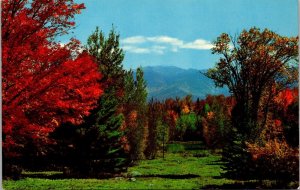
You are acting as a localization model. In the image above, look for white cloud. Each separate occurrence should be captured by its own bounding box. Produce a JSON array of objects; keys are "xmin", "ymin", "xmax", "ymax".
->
[
  {"xmin": 123, "ymin": 45, "xmax": 167, "ymax": 54},
  {"xmin": 121, "ymin": 35, "xmax": 213, "ymax": 54},
  {"xmin": 147, "ymin": 36, "xmax": 184, "ymax": 46},
  {"xmin": 122, "ymin": 36, "xmax": 147, "ymax": 44},
  {"xmin": 171, "ymin": 47, "xmax": 179, "ymax": 52},
  {"xmin": 181, "ymin": 39, "xmax": 214, "ymax": 50},
  {"xmin": 151, "ymin": 45, "xmax": 167, "ymax": 54},
  {"xmin": 123, "ymin": 46, "xmax": 150, "ymax": 54}
]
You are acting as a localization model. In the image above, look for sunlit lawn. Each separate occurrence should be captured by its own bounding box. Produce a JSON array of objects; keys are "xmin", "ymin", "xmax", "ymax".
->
[{"xmin": 3, "ymin": 142, "xmax": 298, "ymax": 189}]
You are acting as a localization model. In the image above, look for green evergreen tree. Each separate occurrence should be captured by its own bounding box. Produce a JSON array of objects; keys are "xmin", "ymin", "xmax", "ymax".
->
[
  {"xmin": 86, "ymin": 26, "xmax": 125, "ymax": 99},
  {"xmin": 60, "ymin": 26, "xmax": 130, "ymax": 176},
  {"xmin": 221, "ymin": 127, "xmax": 255, "ymax": 179},
  {"xmin": 123, "ymin": 70, "xmax": 136, "ymax": 107}
]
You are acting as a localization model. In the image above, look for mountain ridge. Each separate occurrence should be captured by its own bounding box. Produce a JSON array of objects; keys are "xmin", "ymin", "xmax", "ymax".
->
[{"xmin": 134, "ymin": 66, "xmax": 229, "ymax": 101}]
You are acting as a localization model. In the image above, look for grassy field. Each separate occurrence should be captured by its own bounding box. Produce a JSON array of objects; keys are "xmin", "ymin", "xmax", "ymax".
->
[{"xmin": 2, "ymin": 142, "xmax": 297, "ymax": 189}]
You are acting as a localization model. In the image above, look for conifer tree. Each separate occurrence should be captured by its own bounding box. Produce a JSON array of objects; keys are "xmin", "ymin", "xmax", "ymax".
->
[
  {"xmin": 53, "ymin": 27, "xmax": 129, "ymax": 176},
  {"xmin": 84, "ymin": 27, "xmax": 129, "ymax": 174}
]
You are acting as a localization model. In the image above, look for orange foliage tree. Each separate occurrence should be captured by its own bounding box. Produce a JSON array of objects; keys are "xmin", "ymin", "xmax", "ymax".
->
[
  {"xmin": 206, "ymin": 27, "xmax": 298, "ymax": 139},
  {"xmin": 206, "ymin": 27, "xmax": 298, "ymax": 179}
]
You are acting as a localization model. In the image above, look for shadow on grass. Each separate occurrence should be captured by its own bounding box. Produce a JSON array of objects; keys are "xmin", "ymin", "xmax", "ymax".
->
[
  {"xmin": 202, "ymin": 179, "xmax": 298, "ymax": 189},
  {"xmin": 202, "ymin": 181, "xmax": 262, "ymax": 189},
  {"xmin": 21, "ymin": 172, "xmax": 117, "ymax": 179},
  {"xmin": 205, "ymin": 161, "xmax": 224, "ymax": 166},
  {"xmin": 140, "ymin": 174, "xmax": 200, "ymax": 179},
  {"xmin": 22, "ymin": 173, "xmax": 66, "ymax": 179},
  {"xmin": 22, "ymin": 173, "xmax": 200, "ymax": 180}
]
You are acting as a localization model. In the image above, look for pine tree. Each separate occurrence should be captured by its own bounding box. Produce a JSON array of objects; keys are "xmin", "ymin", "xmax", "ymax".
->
[
  {"xmin": 85, "ymin": 27, "xmax": 129, "ymax": 174},
  {"xmin": 221, "ymin": 128, "xmax": 255, "ymax": 179},
  {"xmin": 53, "ymin": 27, "xmax": 130, "ymax": 176}
]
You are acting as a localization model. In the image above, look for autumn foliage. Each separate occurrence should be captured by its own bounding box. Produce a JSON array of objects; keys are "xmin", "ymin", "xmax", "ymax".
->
[
  {"xmin": 2, "ymin": 0, "xmax": 102, "ymax": 157},
  {"xmin": 246, "ymin": 118, "xmax": 299, "ymax": 181},
  {"xmin": 1, "ymin": 2, "xmax": 298, "ymax": 185}
]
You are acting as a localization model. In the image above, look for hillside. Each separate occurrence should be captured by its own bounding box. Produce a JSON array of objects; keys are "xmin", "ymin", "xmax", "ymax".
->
[{"xmin": 138, "ymin": 66, "xmax": 229, "ymax": 100}]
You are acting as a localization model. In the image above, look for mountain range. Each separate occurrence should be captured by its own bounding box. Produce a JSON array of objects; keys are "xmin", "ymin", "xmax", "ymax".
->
[{"xmin": 136, "ymin": 66, "xmax": 229, "ymax": 101}]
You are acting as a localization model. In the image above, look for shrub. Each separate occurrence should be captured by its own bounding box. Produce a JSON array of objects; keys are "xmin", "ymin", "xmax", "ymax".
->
[{"xmin": 247, "ymin": 139, "xmax": 299, "ymax": 182}]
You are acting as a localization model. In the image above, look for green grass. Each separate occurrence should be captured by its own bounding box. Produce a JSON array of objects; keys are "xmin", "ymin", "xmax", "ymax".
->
[
  {"xmin": 3, "ymin": 177, "xmax": 232, "ymax": 190},
  {"xmin": 166, "ymin": 143, "xmax": 185, "ymax": 153},
  {"xmin": 127, "ymin": 152, "xmax": 222, "ymax": 178},
  {"xmin": 3, "ymin": 141, "xmax": 297, "ymax": 189}
]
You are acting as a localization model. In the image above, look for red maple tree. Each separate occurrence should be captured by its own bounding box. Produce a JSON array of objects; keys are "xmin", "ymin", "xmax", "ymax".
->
[
  {"xmin": 274, "ymin": 88, "xmax": 298, "ymax": 112},
  {"xmin": 2, "ymin": 0, "xmax": 103, "ymax": 156}
]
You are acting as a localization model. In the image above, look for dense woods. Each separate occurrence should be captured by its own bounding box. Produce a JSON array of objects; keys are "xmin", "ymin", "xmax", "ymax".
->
[{"xmin": 2, "ymin": 0, "xmax": 299, "ymax": 189}]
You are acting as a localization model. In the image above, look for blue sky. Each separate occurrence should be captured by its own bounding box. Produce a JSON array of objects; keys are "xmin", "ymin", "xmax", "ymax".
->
[{"xmin": 59, "ymin": 0, "xmax": 298, "ymax": 70}]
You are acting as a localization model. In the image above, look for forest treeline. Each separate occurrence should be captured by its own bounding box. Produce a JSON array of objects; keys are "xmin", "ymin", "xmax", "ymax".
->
[{"xmin": 2, "ymin": 0, "xmax": 299, "ymax": 186}]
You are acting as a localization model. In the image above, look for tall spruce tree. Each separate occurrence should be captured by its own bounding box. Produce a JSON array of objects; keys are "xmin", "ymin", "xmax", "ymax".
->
[
  {"xmin": 84, "ymin": 26, "xmax": 129, "ymax": 174},
  {"xmin": 55, "ymin": 27, "xmax": 130, "ymax": 176}
]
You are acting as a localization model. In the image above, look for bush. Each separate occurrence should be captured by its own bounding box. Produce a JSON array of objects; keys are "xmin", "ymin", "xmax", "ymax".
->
[{"xmin": 247, "ymin": 139, "xmax": 299, "ymax": 182}]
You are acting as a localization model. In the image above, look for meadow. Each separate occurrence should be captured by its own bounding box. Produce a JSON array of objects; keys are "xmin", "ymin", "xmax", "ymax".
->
[{"xmin": 3, "ymin": 141, "xmax": 297, "ymax": 190}]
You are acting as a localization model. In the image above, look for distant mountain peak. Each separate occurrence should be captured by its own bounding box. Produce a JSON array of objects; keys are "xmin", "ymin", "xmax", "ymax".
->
[{"xmin": 135, "ymin": 65, "xmax": 229, "ymax": 101}]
